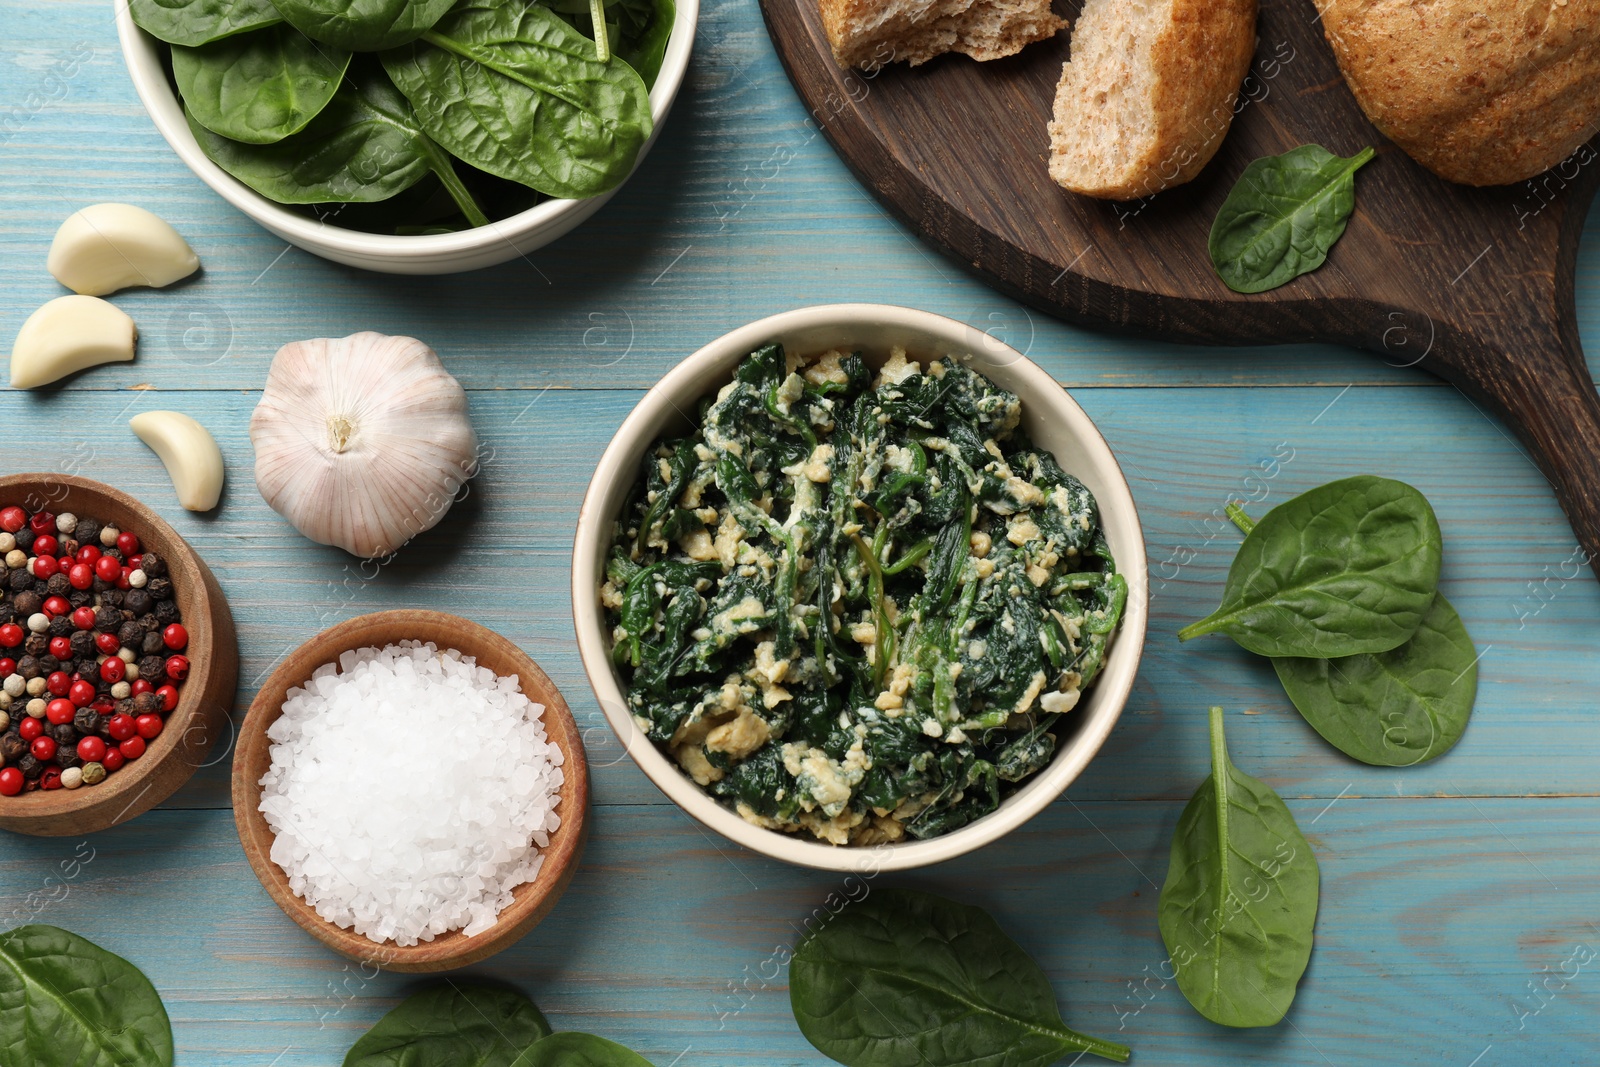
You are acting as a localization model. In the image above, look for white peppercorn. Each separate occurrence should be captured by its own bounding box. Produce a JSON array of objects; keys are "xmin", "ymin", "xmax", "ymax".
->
[
  {"xmin": 110, "ymin": 681, "xmax": 131, "ymax": 700},
  {"xmin": 0, "ymin": 710, "xmax": 8, "ymax": 732},
  {"xmin": 24, "ymin": 677, "xmax": 46, "ymax": 698},
  {"xmin": 3, "ymin": 675, "xmax": 25, "ymax": 698},
  {"xmin": 0, "ymin": 532, "xmax": 13, "ymax": 553},
  {"xmin": 125, "ymin": 662, "xmax": 140, "ymax": 682},
  {"xmin": 27, "ymin": 613, "xmax": 49, "ymax": 633},
  {"xmin": 100, "ymin": 525, "xmax": 119, "ymax": 547},
  {"xmin": 118, "ymin": 647, "xmax": 136, "ymax": 663},
  {"xmin": 24, "ymin": 696, "xmax": 45, "ymax": 717},
  {"xmin": 54, "ymin": 512, "xmax": 76, "ymax": 535},
  {"xmin": 5, "ymin": 549, "xmax": 25, "ymax": 569},
  {"xmin": 59, "ymin": 766, "xmax": 83, "ymax": 790},
  {"xmin": 128, "ymin": 569, "xmax": 147, "ymax": 589}
]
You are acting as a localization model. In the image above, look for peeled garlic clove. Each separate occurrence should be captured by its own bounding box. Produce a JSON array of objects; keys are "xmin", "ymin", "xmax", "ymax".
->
[
  {"xmin": 250, "ymin": 332, "xmax": 479, "ymax": 558},
  {"xmin": 131, "ymin": 411, "xmax": 225, "ymax": 512},
  {"xmin": 48, "ymin": 203, "xmax": 200, "ymax": 296},
  {"xmin": 10, "ymin": 295, "xmax": 137, "ymax": 389}
]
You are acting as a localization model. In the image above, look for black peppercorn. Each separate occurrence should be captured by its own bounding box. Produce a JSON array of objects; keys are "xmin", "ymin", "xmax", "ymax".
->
[
  {"xmin": 91, "ymin": 578, "xmax": 110, "ymax": 594},
  {"xmin": 73, "ymin": 518, "xmax": 99, "ymax": 545},
  {"xmin": 9, "ymin": 570, "xmax": 31, "ymax": 593},
  {"xmin": 155, "ymin": 600, "xmax": 179, "ymax": 626},
  {"xmin": 141, "ymin": 631, "xmax": 164, "ymax": 655},
  {"xmin": 45, "ymin": 573, "xmax": 69, "ymax": 597},
  {"xmin": 95, "ymin": 716, "xmax": 113, "ymax": 739},
  {"xmin": 124, "ymin": 589, "xmax": 152, "ymax": 616},
  {"xmin": 118, "ymin": 621, "xmax": 143, "ymax": 648},
  {"xmin": 103, "ymin": 547, "xmax": 122, "ymax": 564},
  {"xmin": 131, "ymin": 692, "xmax": 162, "ymax": 716},
  {"xmin": 16, "ymin": 655, "xmax": 40, "ymax": 679},
  {"xmin": 140, "ymin": 551, "xmax": 166, "ymax": 579},
  {"xmin": 147, "ymin": 577, "xmax": 173, "ymax": 601},
  {"xmin": 18, "ymin": 753, "xmax": 41, "ymax": 779},
  {"xmin": 114, "ymin": 698, "xmax": 134, "ymax": 718},
  {"xmin": 70, "ymin": 630, "xmax": 95, "ymax": 659},
  {"xmin": 12, "ymin": 590, "xmax": 41, "ymax": 617},
  {"xmin": 138, "ymin": 655, "xmax": 166, "ymax": 686},
  {"xmin": 23, "ymin": 634, "xmax": 47, "ymax": 658},
  {"xmin": 56, "ymin": 747, "xmax": 80, "ymax": 770},
  {"xmin": 49, "ymin": 722, "xmax": 75, "ymax": 745},
  {"xmin": 73, "ymin": 706, "xmax": 99, "ymax": 735},
  {"xmin": 138, "ymin": 613, "xmax": 159, "ymax": 634},
  {"xmin": 0, "ymin": 732, "xmax": 26, "ymax": 761},
  {"xmin": 101, "ymin": 589, "xmax": 124, "ymax": 608},
  {"xmin": 12, "ymin": 527, "xmax": 33, "ymax": 552},
  {"xmin": 48, "ymin": 614, "xmax": 73, "ymax": 638},
  {"xmin": 67, "ymin": 590, "xmax": 93, "ymax": 609},
  {"xmin": 38, "ymin": 654, "xmax": 60, "ymax": 675},
  {"xmin": 95, "ymin": 607, "xmax": 119, "ymax": 633}
]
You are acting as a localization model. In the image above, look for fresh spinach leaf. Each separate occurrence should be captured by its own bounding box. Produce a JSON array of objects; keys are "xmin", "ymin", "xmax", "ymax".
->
[
  {"xmin": 1158, "ymin": 708, "xmax": 1320, "ymax": 1028},
  {"xmin": 1179, "ymin": 475, "xmax": 1442, "ymax": 658},
  {"xmin": 0, "ymin": 924, "xmax": 173, "ymax": 1067},
  {"xmin": 173, "ymin": 25, "xmax": 351, "ymax": 144},
  {"xmin": 129, "ymin": 0, "xmax": 282, "ymax": 47},
  {"xmin": 790, "ymin": 887, "xmax": 1131, "ymax": 1064},
  {"xmin": 1209, "ymin": 144, "xmax": 1375, "ymax": 294},
  {"xmin": 382, "ymin": 0, "xmax": 653, "ymax": 199},
  {"xmin": 342, "ymin": 982, "xmax": 550, "ymax": 1066},
  {"xmin": 188, "ymin": 65, "xmax": 488, "ymax": 224},
  {"xmin": 520, "ymin": 1032, "xmax": 655, "ymax": 1066},
  {"xmin": 1273, "ymin": 592, "xmax": 1477, "ymax": 766},
  {"xmin": 272, "ymin": 0, "xmax": 458, "ymax": 51},
  {"xmin": 613, "ymin": 0, "xmax": 674, "ymax": 87}
]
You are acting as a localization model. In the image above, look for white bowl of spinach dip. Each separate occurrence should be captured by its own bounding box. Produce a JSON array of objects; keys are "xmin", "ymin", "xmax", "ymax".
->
[{"xmin": 573, "ymin": 305, "xmax": 1147, "ymax": 872}]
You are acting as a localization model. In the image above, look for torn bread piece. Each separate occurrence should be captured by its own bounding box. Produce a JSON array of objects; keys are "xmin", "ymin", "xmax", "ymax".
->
[
  {"xmin": 1047, "ymin": 0, "xmax": 1256, "ymax": 200},
  {"xmin": 820, "ymin": 0, "xmax": 1066, "ymax": 70}
]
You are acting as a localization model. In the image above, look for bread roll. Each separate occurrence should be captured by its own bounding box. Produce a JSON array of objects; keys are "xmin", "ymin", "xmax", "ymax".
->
[
  {"xmin": 819, "ymin": 0, "xmax": 1066, "ymax": 69},
  {"xmin": 1315, "ymin": 0, "xmax": 1599, "ymax": 186},
  {"xmin": 1047, "ymin": 0, "xmax": 1257, "ymax": 201}
]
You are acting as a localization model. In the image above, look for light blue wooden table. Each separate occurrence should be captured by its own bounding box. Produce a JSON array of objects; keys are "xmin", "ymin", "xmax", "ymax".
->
[{"xmin": 3, "ymin": 2, "xmax": 1599, "ymax": 1064}]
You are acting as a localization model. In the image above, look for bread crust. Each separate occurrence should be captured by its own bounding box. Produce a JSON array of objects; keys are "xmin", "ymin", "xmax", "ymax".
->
[
  {"xmin": 820, "ymin": 0, "xmax": 1066, "ymax": 69},
  {"xmin": 1048, "ymin": 0, "xmax": 1257, "ymax": 201},
  {"xmin": 1316, "ymin": 0, "xmax": 1600, "ymax": 186}
]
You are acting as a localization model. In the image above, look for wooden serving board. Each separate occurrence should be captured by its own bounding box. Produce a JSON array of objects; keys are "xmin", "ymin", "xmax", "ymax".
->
[{"xmin": 760, "ymin": 0, "xmax": 1600, "ymax": 575}]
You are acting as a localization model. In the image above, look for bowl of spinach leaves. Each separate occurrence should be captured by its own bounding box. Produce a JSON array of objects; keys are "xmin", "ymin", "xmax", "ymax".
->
[
  {"xmin": 114, "ymin": 0, "xmax": 694, "ymax": 274},
  {"xmin": 571, "ymin": 304, "xmax": 1149, "ymax": 872}
]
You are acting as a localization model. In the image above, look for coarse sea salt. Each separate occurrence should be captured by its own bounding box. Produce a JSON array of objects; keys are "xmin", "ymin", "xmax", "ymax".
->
[{"xmin": 258, "ymin": 641, "xmax": 563, "ymax": 946}]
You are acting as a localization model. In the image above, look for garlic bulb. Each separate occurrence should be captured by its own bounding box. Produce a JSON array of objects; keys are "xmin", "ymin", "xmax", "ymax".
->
[{"xmin": 251, "ymin": 332, "xmax": 479, "ymax": 558}]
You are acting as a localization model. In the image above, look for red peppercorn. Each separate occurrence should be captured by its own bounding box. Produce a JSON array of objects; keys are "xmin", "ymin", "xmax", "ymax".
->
[
  {"xmin": 0, "ymin": 767, "xmax": 22, "ymax": 796},
  {"xmin": 75, "ymin": 544, "xmax": 100, "ymax": 564},
  {"xmin": 91, "ymin": 695, "xmax": 115, "ymax": 715},
  {"xmin": 164, "ymin": 655, "xmax": 190, "ymax": 683},
  {"xmin": 118, "ymin": 736, "xmax": 146, "ymax": 761},
  {"xmin": 32, "ymin": 554, "xmax": 58, "ymax": 580},
  {"xmin": 134, "ymin": 713, "xmax": 162, "ymax": 740},
  {"xmin": 0, "ymin": 625, "xmax": 19, "ymax": 648},
  {"xmin": 46, "ymin": 671, "xmax": 69, "ymax": 696},
  {"xmin": 99, "ymin": 658, "xmax": 125, "ymax": 684},
  {"xmin": 46, "ymin": 699, "xmax": 75, "ymax": 725},
  {"xmin": 130, "ymin": 679, "xmax": 153, "ymax": 696},
  {"xmin": 156, "ymin": 684, "xmax": 179, "ymax": 712},
  {"xmin": 0, "ymin": 507, "xmax": 24, "ymax": 533},
  {"xmin": 31, "ymin": 534, "xmax": 58, "ymax": 558},
  {"xmin": 39, "ymin": 768, "xmax": 62, "ymax": 790},
  {"xmin": 117, "ymin": 571, "xmax": 132, "ymax": 591},
  {"xmin": 127, "ymin": 554, "xmax": 143, "ymax": 571},
  {"xmin": 28, "ymin": 511, "xmax": 54, "ymax": 534},
  {"xmin": 94, "ymin": 556, "xmax": 121, "ymax": 583},
  {"xmin": 67, "ymin": 563, "xmax": 93, "ymax": 591},
  {"xmin": 0, "ymin": 659, "xmax": 14, "ymax": 677},
  {"xmin": 43, "ymin": 596, "xmax": 71, "ymax": 618},
  {"xmin": 48, "ymin": 636, "xmax": 71, "ymax": 660},
  {"xmin": 76, "ymin": 736, "xmax": 107, "ymax": 763},
  {"xmin": 18, "ymin": 717, "xmax": 43, "ymax": 741},
  {"xmin": 116, "ymin": 531, "xmax": 140, "ymax": 556},
  {"xmin": 71, "ymin": 607, "xmax": 96, "ymax": 631},
  {"xmin": 163, "ymin": 624, "xmax": 189, "ymax": 651},
  {"xmin": 30, "ymin": 736, "xmax": 56, "ymax": 762},
  {"xmin": 94, "ymin": 632, "xmax": 119, "ymax": 656},
  {"xmin": 101, "ymin": 747, "xmax": 125, "ymax": 772},
  {"xmin": 106, "ymin": 714, "xmax": 136, "ymax": 741},
  {"xmin": 68, "ymin": 679, "xmax": 95, "ymax": 708}
]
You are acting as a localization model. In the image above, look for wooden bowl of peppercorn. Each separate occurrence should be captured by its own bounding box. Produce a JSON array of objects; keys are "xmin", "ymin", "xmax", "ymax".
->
[
  {"xmin": 234, "ymin": 609, "xmax": 589, "ymax": 972},
  {"xmin": 0, "ymin": 474, "xmax": 238, "ymax": 836}
]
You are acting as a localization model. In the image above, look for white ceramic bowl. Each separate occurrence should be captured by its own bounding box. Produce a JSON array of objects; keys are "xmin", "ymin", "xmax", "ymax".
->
[
  {"xmin": 572, "ymin": 304, "xmax": 1148, "ymax": 872},
  {"xmin": 114, "ymin": 1, "xmax": 697, "ymax": 274}
]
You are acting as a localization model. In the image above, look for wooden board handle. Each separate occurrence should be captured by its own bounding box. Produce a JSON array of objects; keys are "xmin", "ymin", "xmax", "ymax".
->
[{"xmin": 1438, "ymin": 321, "xmax": 1600, "ymax": 582}]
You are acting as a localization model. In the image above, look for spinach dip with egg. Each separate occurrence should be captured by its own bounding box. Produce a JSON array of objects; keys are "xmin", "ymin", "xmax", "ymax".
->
[{"xmin": 602, "ymin": 344, "xmax": 1126, "ymax": 845}]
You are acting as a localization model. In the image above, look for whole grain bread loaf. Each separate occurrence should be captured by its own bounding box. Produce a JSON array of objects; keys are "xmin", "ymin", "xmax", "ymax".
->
[
  {"xmin": 1047, "ymin": 0, "xmax": 1257, "ymax": 201},
  {"xmin": 1315, "ymin": 0, "xmax": 1600, "ymax": 186},
  {"xmin": 819, "ymin": 0, "xmax": 1066, "ymax": 69}
]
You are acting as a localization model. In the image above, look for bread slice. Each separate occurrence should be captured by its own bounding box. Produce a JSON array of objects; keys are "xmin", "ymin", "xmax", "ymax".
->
[
  {"xmin": 1315, "ymin": 0, "xmax": 1599, "ymax": 186},
  {"xmin": 1047, "ymin": 0, "xmax": 1256, "ymax": 200},
  {"xmin": 820, "ymin": 0, "xmax": 1067, "ymax": 69}
]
